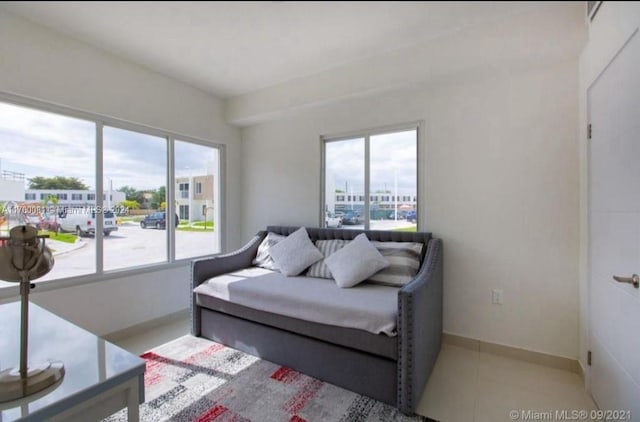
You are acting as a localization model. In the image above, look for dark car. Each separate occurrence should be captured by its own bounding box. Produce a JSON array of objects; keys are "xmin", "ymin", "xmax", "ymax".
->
[
  {"xmin": 140, "ymin": 212, "xmax": 179, "ymax": 229},
  {"xmin": 405, "ymin": 211, "xmax": 417, "ymax": 223},
  {"xmin": 341, "ymin": 211, "xmax": 361, "ymax": 225}
]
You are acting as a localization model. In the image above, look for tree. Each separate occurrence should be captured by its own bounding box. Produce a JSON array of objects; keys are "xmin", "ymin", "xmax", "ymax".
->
[
  {"xmin": 41, "ymin": 195, "xmax": 59, "ymax": 231},
  {"xmin": 28, "ymin": 176, "xmax": 89, "ymax": 190},
  {"xmin": 118, "ymin": 200, "xmax": 140, "ymax": 211},
  {"xmin": 151, "ymin": 186, "xmax": 166, "ymax": 209},
  {"xmin": 118, "ymin": 185, "xmax": 145, "ymax": 205}
]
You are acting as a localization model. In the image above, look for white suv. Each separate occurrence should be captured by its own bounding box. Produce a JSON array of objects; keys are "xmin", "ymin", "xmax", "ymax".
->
[
  {"xmin": 58, "ymin": 208, "xmax": 118, "ymax": 237},
  {"xmin": 325, "ymin": 211, "xmax": 343, "ymax": 228}
]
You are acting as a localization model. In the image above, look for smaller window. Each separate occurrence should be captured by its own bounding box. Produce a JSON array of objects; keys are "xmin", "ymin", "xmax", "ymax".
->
[
  {"xmin": 179, "ymin": 183, "xmax": 189, "ymax": 199},
  {"xmin": 71, "ymin": 193, "xmax": 83, "ymax": 200},
  {"xmin": 196, "ymin": 182, "xmax": 202, "ymax": 194},
  {"xmin": 57, "ymin": 193, "xmax": 67, "ymax": 200},
  {"xmin": 87, "ymin": 193, "xmax": 96, "ymax": 201},
  {"xmin": 40, "ymin": 193, "xmax": 47, "ymax": 200},
  {"xmin": 25, "ymin": 193, "xmax": 36, "ymax": 200},
  {"xmin": 336, "ymin": 195, "xmax": 345, "ymax": 201}
]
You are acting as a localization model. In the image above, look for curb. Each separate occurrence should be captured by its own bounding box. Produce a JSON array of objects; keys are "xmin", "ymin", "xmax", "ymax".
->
[{"xmin": 50, "ymin": 239, "xmax": 88, "ymax": 257}]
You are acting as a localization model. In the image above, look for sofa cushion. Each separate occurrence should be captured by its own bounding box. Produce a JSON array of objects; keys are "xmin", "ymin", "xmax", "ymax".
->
[
  {"xmin": 367, "ymin": 241, "xmax": 424, "ymax": 287},
  {"xmin": 269, "ymin": 227, "xmax": 323, "ymax": 276},
  {"xmin": 193, "ymin": 267, "xmax": 399, "ymax": 336},
  {"xmin": 324, "ymin": 233, "xmax": 390, "ymax": 288},
  {"xmin": 252, "ymin": 232, "xmax": 285, "ymax": 270},
  {"xmin": 306, "ymin": 239, "xmax": 348, "ymax": 279}
]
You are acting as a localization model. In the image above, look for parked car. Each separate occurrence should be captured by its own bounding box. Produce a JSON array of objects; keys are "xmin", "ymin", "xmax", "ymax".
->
[
  {"xmin": 341, "ymin": 211, "xmax": 361, "ymax": 225},
  {"xmin": 405, "ymin": 211, "xmax": 417, "ymax": 223},
  {"xmin": 58, "ymin": 209, "xmax": 118, "ymax": 237},
  {"xmin": 140, "ymin": 212, "xmax": 179, "ymax": 229},
  {"xmin": 325, "ymin": 211, "xmax": 342, "ymax": 228},
  {"xmin": 22, "ymin": 213, "xmax": 43, "ymax": 230},
  {"xmin": 388, "ymin": 210, "xmax": 408, "ymax": 220},
  {"xmin": 40, "ymin": 213, "xmax": 60, "ymax": 232}
]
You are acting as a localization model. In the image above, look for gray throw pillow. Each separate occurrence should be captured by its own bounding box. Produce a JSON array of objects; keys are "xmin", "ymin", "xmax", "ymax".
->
[
  {"xmin": 367, "ymin": 241, "xmax": 424, "ymax": 286},
  {"xmin": 306, "ymin": 239, "xmax": 348, "ymax": 279},
  {"xmin": 324, "ymin": 233, "xmax": 390, "ymax": 288},
  {"xmin": 252, "ymin": 232, "xmax": 286, "ymax": 270},
  {"xmin": 269, "ymin": 227, "xmax": 324, "ymax": 276}
]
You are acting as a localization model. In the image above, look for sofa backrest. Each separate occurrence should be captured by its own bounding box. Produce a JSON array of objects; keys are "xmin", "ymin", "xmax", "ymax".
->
[{"xmin": 265, "ymin": 226, "xmax": 432, "ymax": 263}]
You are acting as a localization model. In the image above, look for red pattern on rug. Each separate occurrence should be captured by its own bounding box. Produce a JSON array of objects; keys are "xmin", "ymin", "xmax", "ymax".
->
[
  {"xmin": 142, "ymin": 343, "xmax": 225, "ymax": 386},
  {"xmin": 283, "ymin": 378, "xmax": 324, "ymax": 415},
  {"xmin": 103, "ymin": 336, "xmax": 432, "ymax": 422},
  {"xmin": 271, "ymin": 366, "xmax": 302, "ymax": 384},
  {"xmin": 195, "ymin": 404, "xmax": 228, "ymax": 422}
]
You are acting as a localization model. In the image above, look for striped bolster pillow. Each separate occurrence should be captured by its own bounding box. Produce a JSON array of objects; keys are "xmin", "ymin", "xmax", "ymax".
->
[
  {"xmin": 366, "ymin": 241, "xmax": 424, "ymax": 287},
  {"xmin": 306, "ymin": 239, "xmax": 348, "ymax": 279}
]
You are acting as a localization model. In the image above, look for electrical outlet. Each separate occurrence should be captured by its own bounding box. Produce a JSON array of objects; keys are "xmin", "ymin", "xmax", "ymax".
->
[{"xmin": 491, "ymin": 289, "xmax": 503, "ymax": 305}]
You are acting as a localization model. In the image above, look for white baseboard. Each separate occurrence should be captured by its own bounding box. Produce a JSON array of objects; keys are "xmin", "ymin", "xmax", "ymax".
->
[
  {"xmin": 102, "ymin": 308, "xmax": 189, "ymax": 343},
  {"xmin": 443, "ymin": 332, "xmax": 581, "ymax": 374}
]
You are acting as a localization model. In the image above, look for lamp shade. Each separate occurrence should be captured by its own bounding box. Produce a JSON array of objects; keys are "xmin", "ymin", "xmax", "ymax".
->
[{"xmin": 0, "ymin": 225, "xmax": 54, "ymax": 282}]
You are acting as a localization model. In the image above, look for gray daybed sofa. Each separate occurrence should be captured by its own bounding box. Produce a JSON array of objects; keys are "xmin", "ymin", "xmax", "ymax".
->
[{"xmin": 191, "ymin": 226, "xmax": 443, "ymax": 415}]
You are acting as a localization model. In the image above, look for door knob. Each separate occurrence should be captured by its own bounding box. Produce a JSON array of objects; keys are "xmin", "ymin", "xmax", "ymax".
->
[{"xmin": 613, "ymin": 274, "xmax": 640, "ymax": 288}]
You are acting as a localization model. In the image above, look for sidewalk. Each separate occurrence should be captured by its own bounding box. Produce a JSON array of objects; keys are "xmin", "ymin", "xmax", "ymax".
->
[{"xmin": 46, "ymin": 238, "xmax": 87, "ymax": 256}]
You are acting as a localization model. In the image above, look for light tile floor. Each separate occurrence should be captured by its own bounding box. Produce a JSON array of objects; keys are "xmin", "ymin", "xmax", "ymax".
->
[{"xmin": 110, "ymin": 317, "xmax": 599, "ymax": 422}]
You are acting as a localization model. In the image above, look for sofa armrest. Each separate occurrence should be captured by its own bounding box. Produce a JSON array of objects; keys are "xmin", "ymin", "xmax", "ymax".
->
[
  {"xmin": 191, "ymin": 231, "xmax": 267, "ymax": 335},
  {"xmin": 397, "ymin": 238, "xmax": 443, "ymax": 414}
]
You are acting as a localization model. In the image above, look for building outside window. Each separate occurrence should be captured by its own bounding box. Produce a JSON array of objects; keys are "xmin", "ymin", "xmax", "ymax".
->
[
  {"xmin": 0, "ymin": 96, "xmax": 224, "ymax": 290},
  {"xmin": 323, "ymin": 125, "xmax": 419, "ymax": 230}
]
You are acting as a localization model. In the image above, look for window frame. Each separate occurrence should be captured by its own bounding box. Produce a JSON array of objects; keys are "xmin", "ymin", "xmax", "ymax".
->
[
  {"xmin": 0, "ymin": 91, "xmax": 226, "ymax": 299},
  {"xmin": 320, "ymin": 122, "xmax": 422, "ymax": 230}
]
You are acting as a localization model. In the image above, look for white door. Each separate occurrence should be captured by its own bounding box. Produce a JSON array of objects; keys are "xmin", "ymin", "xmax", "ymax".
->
[{"xmin": 588, "ymin": 29, "xmax": 640, "ymax": 416}]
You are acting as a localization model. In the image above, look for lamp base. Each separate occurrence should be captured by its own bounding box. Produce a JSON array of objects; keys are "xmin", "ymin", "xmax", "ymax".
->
[{"xmin": 0, "ymin": 360, "xmax": 65, "ymax": 403}]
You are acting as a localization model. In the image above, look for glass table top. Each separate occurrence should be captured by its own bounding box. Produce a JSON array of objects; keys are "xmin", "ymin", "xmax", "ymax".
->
[{"xmin": 0, "ymin": 301, "xmax": 145, "ymax": 421}]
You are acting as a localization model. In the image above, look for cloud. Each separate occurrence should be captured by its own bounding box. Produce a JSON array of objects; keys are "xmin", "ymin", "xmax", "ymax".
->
[
  {"xmin": 325, "ymin": 130, "xmax": 417, "ymax": 195},
  {"xmin": 0, "ymin": 102, "xmax": 219, "ymax": 192}
]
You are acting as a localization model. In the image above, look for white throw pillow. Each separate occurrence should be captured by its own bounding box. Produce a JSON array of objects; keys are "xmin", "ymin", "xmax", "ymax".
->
[
  {"xmin": 269, "ymin": 227, "xmax": 324, "ymax": 276},
  {"xmin": 324, "ymin": 233, "xmax": 390, "ymax": 288},
  {"xmin": 252, "ymin": 232, "xmax": 286, "ymax": 271},
  {"xmin": 306, "ymin": 239, "xmax": 348, "ymax": 279}
]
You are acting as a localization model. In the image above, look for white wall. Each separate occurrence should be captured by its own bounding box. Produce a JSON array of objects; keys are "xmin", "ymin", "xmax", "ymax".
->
[
  {"xmin": 578, "ymin": 2, "xmax": 640, "ymax": 376},
  {"xmin": 0, "ymin": 11, "xmax": 242, "ymax": 334},
  {"xmin": 241, "ymin": 59, "xmax": 580, "ymax": 358}
]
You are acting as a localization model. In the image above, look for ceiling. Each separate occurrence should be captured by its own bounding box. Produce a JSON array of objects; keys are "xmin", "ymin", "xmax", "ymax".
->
[{"xmin": 0, "ymin": 1, "xmax": 550, "ymax": 99}]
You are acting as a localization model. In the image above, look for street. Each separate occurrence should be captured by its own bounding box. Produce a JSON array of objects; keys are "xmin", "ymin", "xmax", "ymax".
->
[{"xmin": 37, "ymin": 224, "xmax": 219, "ymax": 281}]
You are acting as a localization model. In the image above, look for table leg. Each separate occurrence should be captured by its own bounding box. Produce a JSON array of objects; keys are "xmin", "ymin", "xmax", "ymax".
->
[{"xmin": 126, "ymin": 378, "xmax": 140, "ymax": 422}]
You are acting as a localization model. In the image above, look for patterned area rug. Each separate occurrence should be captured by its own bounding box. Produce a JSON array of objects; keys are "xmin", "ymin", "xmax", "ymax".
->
[{"xmin": 105, "ymin": 335, "xmax": 434, "ymax": 422}]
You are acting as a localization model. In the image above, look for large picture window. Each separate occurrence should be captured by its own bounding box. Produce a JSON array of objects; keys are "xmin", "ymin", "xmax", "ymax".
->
[
  {"xmin": 322, "ymin": 125, "xmax": 418, "ymax": 231},
  {"xmin": 0, "ymin": 96, "xmax": 223, "ymax": 291}
]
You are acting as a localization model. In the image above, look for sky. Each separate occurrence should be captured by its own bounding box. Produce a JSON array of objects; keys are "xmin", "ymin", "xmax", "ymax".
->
[
  {"xmin": 325, "ymin": 129, "xmax": 417, "ymax": 195},
  {"xmin": 0, "ymin": 101, "xmax": 217, "ymax": 192}
]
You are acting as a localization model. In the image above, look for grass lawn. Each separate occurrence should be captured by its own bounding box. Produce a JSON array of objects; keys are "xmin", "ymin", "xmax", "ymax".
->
[
  {"xmin": 39, "ymin": 230, "xmax": 77, "ymax": 243},
  {"xmin": 177, "ymin": 226, "xmax": 214, "ymax": 232},
  {"xmin": 118, "ymin": 216, "xmax": 144, "ymax": 223},
  {"xmin": 191, "ymin": 221, "xmax": 214, "ymax": 228},
  {"xmin": 392, "ymin": 226, "xmax": 417, "ymax": 232}
]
